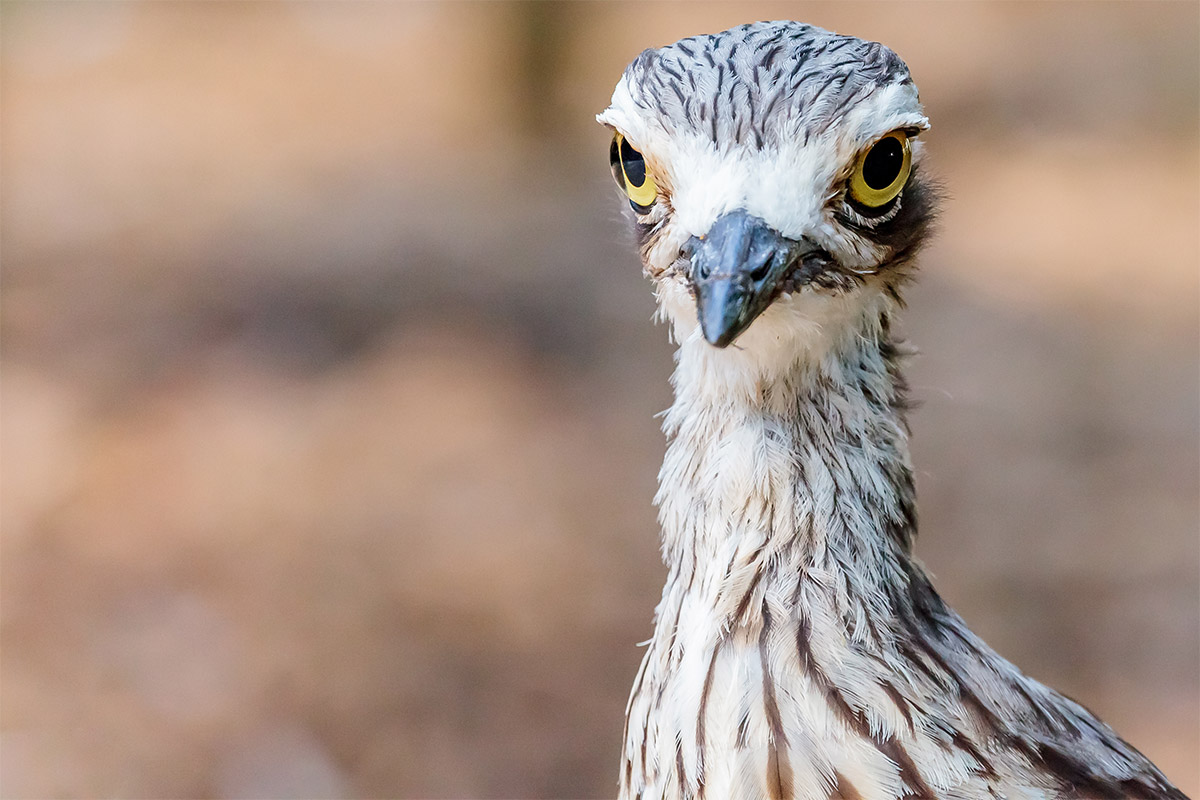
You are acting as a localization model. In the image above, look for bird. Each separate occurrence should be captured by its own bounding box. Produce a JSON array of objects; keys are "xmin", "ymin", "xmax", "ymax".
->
[{"xmin": 597, "ymin": 20, "xmax": 1187, "ymax": 800}]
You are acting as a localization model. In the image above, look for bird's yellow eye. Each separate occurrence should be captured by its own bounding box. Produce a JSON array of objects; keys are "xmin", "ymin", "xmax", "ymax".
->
[
  {"xmin": 609, "ymin": 133, "xmax": 658, "ymax": 213},
  {"xmin": 848, "ymin": 131, "xmax": 912, "ymax": 209}
]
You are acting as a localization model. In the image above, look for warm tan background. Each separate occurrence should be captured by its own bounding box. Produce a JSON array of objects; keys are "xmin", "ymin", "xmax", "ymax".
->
[{"xmin": 1, "ymin": 2, "xmax": 1196, "ymax": 797}]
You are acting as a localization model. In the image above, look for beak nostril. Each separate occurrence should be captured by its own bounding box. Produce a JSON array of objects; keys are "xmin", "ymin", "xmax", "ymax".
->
[
  {"xmin": 683, "ymin": 238, "xmax": 710, "ymax": 280},
  {"xmin": 748, "ymin": 256, "xmax": 773, "ymax": 283}
]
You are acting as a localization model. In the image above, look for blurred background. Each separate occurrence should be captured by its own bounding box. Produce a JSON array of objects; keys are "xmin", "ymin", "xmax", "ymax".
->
[{"xmin": 1, "ymin": 2, "xmax": 1196, "ymax": 797}]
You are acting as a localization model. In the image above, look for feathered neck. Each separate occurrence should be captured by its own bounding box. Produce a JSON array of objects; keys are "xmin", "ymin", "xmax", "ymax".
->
[
  {"xmin": 655, "ymin": 299, "xmax": 919, "ymax": 631},
  {"xmin": 626, "ymin": 291, "xmax": 1186, "ymax": 800}
]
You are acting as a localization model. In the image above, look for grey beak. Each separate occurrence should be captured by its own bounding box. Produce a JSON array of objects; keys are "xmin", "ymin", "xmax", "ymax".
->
[{"xmin": 684, "ymin": 209, "xmax": 825, "ymax": 348}]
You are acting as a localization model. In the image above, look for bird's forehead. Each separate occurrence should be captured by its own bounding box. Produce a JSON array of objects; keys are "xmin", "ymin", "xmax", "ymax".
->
[{"xmin": 602, "ymin": 21, "xmax": 917, "ymax": 151}]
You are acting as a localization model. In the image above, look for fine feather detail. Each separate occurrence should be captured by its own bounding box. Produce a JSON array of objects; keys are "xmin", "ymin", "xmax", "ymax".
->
[
  {"xmin": 620, "ymin": 304, "xmax": 1184, "ymax": 800},
  {"xmin": 603, "ymin": 20, "xmax": 1187, "ymax": 800}
]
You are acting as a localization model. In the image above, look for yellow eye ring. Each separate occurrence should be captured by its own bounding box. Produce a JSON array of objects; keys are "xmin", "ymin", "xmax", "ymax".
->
[
  {"xmin": 610, "ymin": 133, "xmax": 658, "ymax": 212},
  {"xmin": 848, "ymin": 131, "xmax": 912, "ymax": 209}
]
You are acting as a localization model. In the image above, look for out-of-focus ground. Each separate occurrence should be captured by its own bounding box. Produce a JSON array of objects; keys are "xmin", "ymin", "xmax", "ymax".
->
[{"xmin": 1, "ymin": 2, "xmax": 1196, "ymax": 797}]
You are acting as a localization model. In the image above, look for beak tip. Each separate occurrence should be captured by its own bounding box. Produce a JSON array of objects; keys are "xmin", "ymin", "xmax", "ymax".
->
[
  {"xmin": 701, "ymin": 326, "xmax": 735, "ymax": 348},
  {"xmin": 697, "ymin": 300, "xmax": 737, "ymax": 348},
  {"xmin": 696, "ymin": 278, "xmax": 745, "ymax": 348}
]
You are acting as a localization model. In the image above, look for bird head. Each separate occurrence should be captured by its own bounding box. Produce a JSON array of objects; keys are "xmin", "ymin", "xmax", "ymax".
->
[{"xmin": 598, "ymin": 22, "xmax": 936, "ymax": 358}]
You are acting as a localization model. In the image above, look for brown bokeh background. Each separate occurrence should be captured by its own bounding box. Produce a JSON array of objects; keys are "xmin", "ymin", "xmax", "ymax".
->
[{"xmin": 1, "ymin": 2, "xmax": 1197, "ymax": 797}]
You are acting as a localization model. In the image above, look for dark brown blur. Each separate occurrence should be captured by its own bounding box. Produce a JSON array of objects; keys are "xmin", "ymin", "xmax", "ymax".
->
[{"xmin": 1, "ymin": 2, "xmax": 1196, "ymax": 797}]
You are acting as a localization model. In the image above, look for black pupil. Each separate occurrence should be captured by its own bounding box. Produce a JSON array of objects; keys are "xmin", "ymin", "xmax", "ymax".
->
[
  {"xmin": 862, "ymin": 136, "xmax": 904, "ymax": 191},
  {"xmin": 609, "ymin": 138, "xmax": 625, "ymax": 187},
  {"xmin": 619, "ymin": 138, "xmax": 647, "ymax": 187}
]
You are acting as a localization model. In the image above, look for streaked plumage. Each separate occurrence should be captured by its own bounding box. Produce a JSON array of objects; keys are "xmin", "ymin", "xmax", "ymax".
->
[{"xmin": 598, "ymin": 21, "xmax": 1186, "ymax": 800}]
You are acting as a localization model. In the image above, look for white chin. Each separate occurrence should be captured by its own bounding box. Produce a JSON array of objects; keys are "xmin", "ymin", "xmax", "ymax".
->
[{"xmin": 659, "ymin": 279, "xmax": 883, "ymax": 366}]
